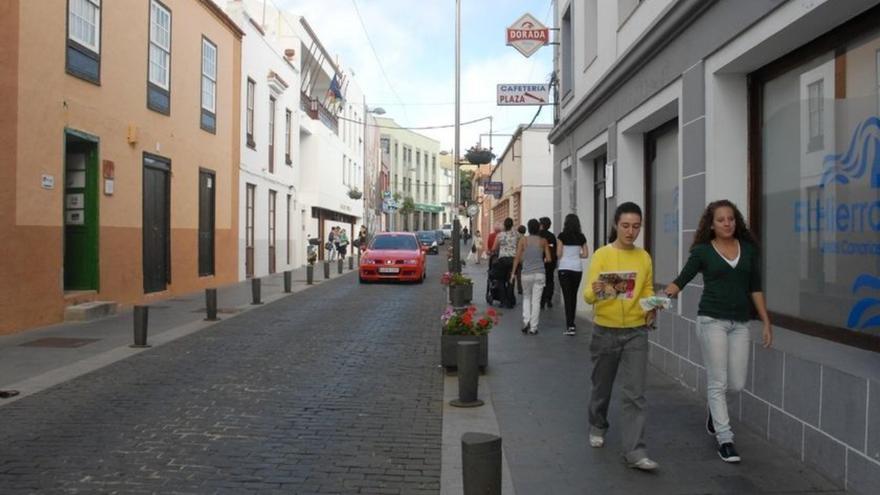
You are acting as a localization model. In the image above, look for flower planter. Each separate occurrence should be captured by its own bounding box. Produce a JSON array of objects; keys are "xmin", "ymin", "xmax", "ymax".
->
[
  {"xmin": 465, "ymin": 148, "xmax": 494, "ymax": 165},
  {"xmin": 441, "ymin": 334, "xmax": 488, "ymax": 370},
  {"xmin": 448, "ymin": 283, "xmax": 473, "ymax": 307}
]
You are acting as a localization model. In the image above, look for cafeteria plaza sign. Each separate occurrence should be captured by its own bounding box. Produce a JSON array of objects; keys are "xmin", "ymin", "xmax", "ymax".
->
[{"xmin": 506, "ymin": 13, "xmax": 549, "ymax": 58}]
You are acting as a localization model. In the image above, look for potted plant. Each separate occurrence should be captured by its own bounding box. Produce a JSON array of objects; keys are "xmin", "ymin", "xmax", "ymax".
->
[
  {"xmin": 464, "ymin": 145, "xmax": 495, "ymax": 165},
  {"xmin": 441, "ymin": 271, "xmax": 473, "ymax": 306},
  {"xmin": 347, "ymin": 187, "xmax": 363, "ymax": 199},
  {"xmin": 440, "ymin": 305, "xmax": 499, "ymax": 370}
]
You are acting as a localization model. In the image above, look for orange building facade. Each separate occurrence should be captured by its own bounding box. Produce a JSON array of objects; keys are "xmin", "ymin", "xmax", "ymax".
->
[{"xmin": 0, "ymin": 0, "xmax": 243, "ymax": 334}]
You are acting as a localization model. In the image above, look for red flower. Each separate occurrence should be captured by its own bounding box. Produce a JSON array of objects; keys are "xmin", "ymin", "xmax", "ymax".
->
[{"xmin": 486, "ymin": 308, "xmax": 497, "ymax": 317}]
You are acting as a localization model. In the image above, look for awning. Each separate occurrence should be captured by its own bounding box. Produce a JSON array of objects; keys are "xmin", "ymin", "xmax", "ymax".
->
[{"xmin": 415, "ymin": 203, "xmax": 444, "ymax": 213}]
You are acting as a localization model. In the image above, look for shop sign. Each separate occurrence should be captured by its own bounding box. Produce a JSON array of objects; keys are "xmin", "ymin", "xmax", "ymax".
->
[
  {"xmin": 506, "ymin": 13, "xmax": 549, "ymax": 58},
  {"xmin": 484, "ymin": 181, "xmax": 503, "ymax": 199},
  {"xmin": 497, "ymin": 84, "xmax": 550, "ymax": 106}
]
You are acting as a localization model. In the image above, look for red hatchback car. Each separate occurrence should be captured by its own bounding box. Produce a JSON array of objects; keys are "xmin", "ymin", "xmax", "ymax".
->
[{"xmin": 359, "ymin": 232, "xmax": 427, "ymax": 283}]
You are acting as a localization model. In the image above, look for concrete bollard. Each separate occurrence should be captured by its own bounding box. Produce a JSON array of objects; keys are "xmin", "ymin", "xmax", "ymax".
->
[
  {"xmin": 461, "ymin": 432, "xmax": 502, "ymax": 495},
  {"xmin": 283, "ymin": 270, "xmax": 292, "ymax": 293},
  {"xmin": 348, "ymin": 256, "xmax": 354, "ymax": 270},
  {"xmin": 337, "ymin": 258, "xmax": 343, "ymax": 274},
  {"xmin": 450, "ymin": 341, "xmax": 484, "ymax": 408},
  {"xmin": 307, "ymin": 264, "xmax": 314, "ymax": 284},
  {"xmin": 131, "ymin": 305, "xmax": 151, "ymax": 348},
  {"xmin": 205, "ymin": 288, "xmax": 219, "ymax": 321},
  {"xmin": 323, "ymin": 261, "xmax": 330, "ymax": 279},
  {"xmin": 251, "ymin": 277, "xmax": 262, "ymax": 305}
]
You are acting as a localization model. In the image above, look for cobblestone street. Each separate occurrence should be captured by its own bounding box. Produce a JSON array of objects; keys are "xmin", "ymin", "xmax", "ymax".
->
[{"xmin": 0, "ymin": 259, "xmax": 445, "ymax": 494}]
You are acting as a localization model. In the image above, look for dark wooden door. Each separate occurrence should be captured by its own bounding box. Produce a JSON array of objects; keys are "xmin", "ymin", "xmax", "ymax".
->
[
  {"xmin": 245, "ymin": 184, "xmax": 255, "ymax": 278},
  {"xmin": 268, "ymin": 190, "xmax": 276, "ymax": 274},
  {"xmin": 198, "ymin": 170, "xmax": 215, "ymax": 276},
  {"xmin": 143, "ymin": 156, "xmax": 170, "ymax": 293}
]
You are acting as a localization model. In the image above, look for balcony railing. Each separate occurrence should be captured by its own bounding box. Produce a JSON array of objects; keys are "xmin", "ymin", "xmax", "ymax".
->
[{"xmin": 300, "ymin": 91, "xmax": 338, "ymax": 134}]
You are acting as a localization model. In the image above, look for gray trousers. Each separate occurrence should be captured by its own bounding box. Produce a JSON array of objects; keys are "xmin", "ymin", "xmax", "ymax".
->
[{"xmin": 588, "ymin": 325, "xmax": 649, "ymax": 463}]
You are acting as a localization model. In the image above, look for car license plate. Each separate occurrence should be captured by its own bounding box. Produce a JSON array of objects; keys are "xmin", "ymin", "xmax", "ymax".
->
[{"xmin": 378, "ymin": 267, "xmax": 399, "ymax": 274}]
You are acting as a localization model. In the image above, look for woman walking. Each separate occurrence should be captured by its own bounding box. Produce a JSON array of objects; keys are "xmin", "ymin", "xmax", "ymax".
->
[
  {"xmin": 556, "ymin": 214, "xmax": 589, "ymax": 336},
  {"xmin": 511, "ymin": 219, "xmax": 551, "ymax": 334},
  {"xmin": 664, "ymin": 199, "xmax": 771, "ymax": 464},
  {"xmin": 494, "ymin": 218, "xmax": 519, "ymax": 308},
  {"xmin": 583, "ymin": 202, "xmax": 659, "ymax": 471},
  {"xmin": 473, "ymin": 231, "xmax": 483, "ymax": 264},
  {"xmin": 338, "ymin": 228, "xmax": 349, "ymax": 260}
]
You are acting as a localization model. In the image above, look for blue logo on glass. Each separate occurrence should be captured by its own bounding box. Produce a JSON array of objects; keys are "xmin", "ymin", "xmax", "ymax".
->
[
  {"xmin": 819, "ymin": 116, "xmax": 880, "ymax": 188},
  {"xmin": 849, "ymin": 274, "xmax": 880, "ymax": 330}
]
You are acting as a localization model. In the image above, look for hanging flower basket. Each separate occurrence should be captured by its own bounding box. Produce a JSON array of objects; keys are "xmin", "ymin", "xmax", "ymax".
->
[
  {"xmin": 347, "ymin": 188, "xmax": 363, "ymax": 199},
  {"xmin": 464, "ymin": 147, "xmax": 494, "ymax": 165}
]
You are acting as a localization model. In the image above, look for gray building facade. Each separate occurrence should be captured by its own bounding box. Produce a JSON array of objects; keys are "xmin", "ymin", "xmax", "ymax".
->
[{"xmin": 550, "ymin": 1, "xmax": 880, "ymax": 492}]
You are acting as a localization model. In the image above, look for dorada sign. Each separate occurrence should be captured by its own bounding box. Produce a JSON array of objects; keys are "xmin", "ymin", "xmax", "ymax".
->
[
  {"xmin": 497, "ymin": 84, "xmax": 550, "ymax": 106},
  {"xmin": 506, "ymin": 13, "xmax": 549, "ymax": 58}
]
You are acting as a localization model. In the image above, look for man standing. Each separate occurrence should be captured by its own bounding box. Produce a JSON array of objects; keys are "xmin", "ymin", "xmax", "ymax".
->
[{"xmin": 539, "ymin": 217, "xmax": 557, "ymax": 309}]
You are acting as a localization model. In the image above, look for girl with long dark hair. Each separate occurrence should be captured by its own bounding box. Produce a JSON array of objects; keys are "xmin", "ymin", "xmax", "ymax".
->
[
  {"xmin": 664, "ymin": 199, "xmax": 771, "ymax": 464},
  {"xmin": 583, "ymin": 202, "xmax": 659, "ymax": 471},
  {"xmin": 556, "ymin": 214, "xmax": 588, "ymax": 335}
]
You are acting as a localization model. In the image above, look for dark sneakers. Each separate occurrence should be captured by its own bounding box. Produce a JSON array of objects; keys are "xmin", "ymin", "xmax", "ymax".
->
[
  {"xmin": 521, "ymin": 323, "xmax": 531, "ymax": 334},
  {"xmin": 706, "ymin": 408, "xmax": 716, "ymax": 436},
  {"xmin": 718, "ymin": 443, "xmax": 741, "ymax": 463}
]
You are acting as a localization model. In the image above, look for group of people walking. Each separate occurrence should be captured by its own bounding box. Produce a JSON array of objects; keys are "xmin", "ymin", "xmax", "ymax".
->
[
  {"xmin": 326, "ymin": 225, "xmax": 368, "ymax": 261},
  {"xmin": 484, "ymin": 198, "xmax": 772, "ymax": 471}
]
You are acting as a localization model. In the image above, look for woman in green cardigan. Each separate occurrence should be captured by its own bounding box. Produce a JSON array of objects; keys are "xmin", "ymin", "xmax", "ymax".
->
[{"xmin": 664, "ymin": 200, "xmax": 772, "ymax": 464}]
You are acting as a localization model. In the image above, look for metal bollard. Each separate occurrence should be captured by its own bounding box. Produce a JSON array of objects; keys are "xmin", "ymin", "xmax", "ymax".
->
[
  {"xmin": 348, "ymin": 256, "xmax": 354, "ymax": 270},
  {"xmin": 205, "ymin": 288, "xmax": 219, "ymax": 321},
  {"xmin": 337, "ymin": 258, "xmax": 343, "ymax": 274},
  {"xmin": 131, "ymin": 305, "xmax": 151, "ymax": 348},
  {"xmin": 450, "ymin": 341, "xmax": 483, "ymax": 407},
  {"xmin": 307, "ymin": 264, "xmax": 314, "ymax": 285},
  {"xmin": 251, "ymin": 277, "xmax": 262, "ymax": 305},
  {"xmin": 323, "ymin": 261, "xmax": 330, "ymax": 279},
  {"xmin": 461, "ymin": 432, "xmax": 502, "ymax": 495},
  {"xmin": 283, "ymin": 270, "xmax": 292, "ymax": 293}
]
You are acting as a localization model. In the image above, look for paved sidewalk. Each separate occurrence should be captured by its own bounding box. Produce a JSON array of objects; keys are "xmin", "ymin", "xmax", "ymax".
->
[
  {"xmin": 0, "ymin": 261, "xmax": 352, "ymax": 403},
  {"xmin": 450, "ymin": 260, "xmax": 845, "ymax": 495}
]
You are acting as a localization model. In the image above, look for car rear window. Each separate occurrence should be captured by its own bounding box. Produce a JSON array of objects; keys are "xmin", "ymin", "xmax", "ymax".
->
[
  {"xmin": 370, "ymin": 235, "xmax": 419, "ymax": 250},
  {"xmin": 416, "ymin": 232, "xmax": 435, "ymax": 240}
]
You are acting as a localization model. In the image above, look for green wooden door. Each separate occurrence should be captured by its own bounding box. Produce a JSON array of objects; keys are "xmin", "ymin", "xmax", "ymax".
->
[{"xmin": 63, "ymin": 138, "xmax": 99, "ymax": 290}]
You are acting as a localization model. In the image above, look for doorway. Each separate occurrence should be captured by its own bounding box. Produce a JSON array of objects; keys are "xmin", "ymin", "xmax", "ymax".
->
[
  {"xmin": 143, "ymin": 154, "xmax": 171, "ymax": 293},
  {"xmin": 198, "ymin": 169, "xmax": 215, "ymax": 276},
  {"xmin": 245, "ymin": 183, "xmax": 255, "ymax": 278},
  {"xmin": 63, "ymin": 132, "xmax": 99, "ymax": 291}
]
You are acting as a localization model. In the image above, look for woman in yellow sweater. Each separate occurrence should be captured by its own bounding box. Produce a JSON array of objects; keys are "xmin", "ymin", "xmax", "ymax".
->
[{"xmin": 583, "ymin": 202, "xmax": 659, "ymax": 471}]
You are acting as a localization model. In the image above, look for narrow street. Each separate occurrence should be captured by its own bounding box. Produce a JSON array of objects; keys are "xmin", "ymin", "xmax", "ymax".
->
[{"xmin": 0, "ymin": 258, "xmax": 446, "ymax": 494}]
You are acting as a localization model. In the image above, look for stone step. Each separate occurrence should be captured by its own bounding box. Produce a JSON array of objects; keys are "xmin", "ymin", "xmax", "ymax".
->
[{"xmin": 64, "ymin": 301, "xmax": 118, "ymax": 322}]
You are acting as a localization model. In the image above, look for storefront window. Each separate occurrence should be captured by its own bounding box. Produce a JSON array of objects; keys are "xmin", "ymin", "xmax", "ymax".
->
[
  {"xmin": 756, "ymin": 25, "xmax": 880, "ymax": 347},
  {"xmin": 647, "ymin": 120, "xmax": 679, "ymax": 288}
]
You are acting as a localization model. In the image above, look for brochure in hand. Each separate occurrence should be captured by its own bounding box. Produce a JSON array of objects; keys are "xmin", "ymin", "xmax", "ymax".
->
[{"xmin": 596, "ymin": 271, "xmax": 637, "ymax": 300}]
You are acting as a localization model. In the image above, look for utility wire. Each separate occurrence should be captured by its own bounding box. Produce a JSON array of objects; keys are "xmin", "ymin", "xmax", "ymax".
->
[
  {"xmin": 336, "ymin": 114, "xmax": 492, "ymax": 130},
  {"xmin": 350, "ymin": 0, "xmax": 411, "ymax": 123}
]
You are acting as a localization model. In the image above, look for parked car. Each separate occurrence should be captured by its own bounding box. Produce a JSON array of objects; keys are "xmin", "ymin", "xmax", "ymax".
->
[
  {"xmin": 440, "ymin": 224, "xmax": 453, "ymax": 239},
  {"xmin": 434, "ymin": 230, "xmax": 445, "ymax": 245},
  {"xmin": 416, "ymin": 231, "xmax": 439, "ymax": 254},
  {"xmin": 359, "ymin": 232, "xmax": 426, "ymax": 283}
]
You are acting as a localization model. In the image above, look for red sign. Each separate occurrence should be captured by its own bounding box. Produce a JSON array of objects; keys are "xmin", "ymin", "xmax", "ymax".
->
[{"xmin": 506, "ymin": 13, "xmax": 549, "ymax": 58}]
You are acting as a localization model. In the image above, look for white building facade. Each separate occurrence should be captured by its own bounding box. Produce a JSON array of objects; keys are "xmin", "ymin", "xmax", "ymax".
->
[
  {"xmin": 486, "ymin": 124, "xmax": 553, "ymax": 227},
  {"xmin": 551, "ymin": 1, "xmax": 880, "ymax": 492},
  {"xmin": 226, "ymin": 0, "xmax": 302, "ymax": 279}
]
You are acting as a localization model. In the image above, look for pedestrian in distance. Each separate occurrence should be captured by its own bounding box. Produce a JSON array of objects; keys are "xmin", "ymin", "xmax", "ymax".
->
[
  {"xmin": 462, "ymin": 226, "xmax": 470, "ymax": 245},
  {"xmin": 556, "ymin": 213, "xmax": 589, "ymax": 336},
  {"xmin": 326, "ymin": 227, "xmax": 338, "ymax": 261},
  {"xmin": 473, "ymin": 230, "xmax": 484, "ymax": 265},
  {"xmin": 338, "ymin": 228, "xmax": 349, "ymax": 260},
  {"xmin": 515, "ymin": 225, "xmax": 526, "ymax": 295},
  {"xmin": 511, "ymin": 219, "xmax": 551, "ymax": 334},
  {"xmin": 538, "ymin": 217, "xmax": 558, "ymax": 310},
  {"xmin": 583, "ymin": 201, "xmax": 660, "ymax": 471},
  {"xmin": 358, "ymin": 225, "xmax": 368, "ymax": 251},
  {"xmin": 664, "ymin": 199, "xmax": 772, "ymax": 464},
  {"xmin": 493, "ymin": 218, "xmax": 519, "ymax": 309}
]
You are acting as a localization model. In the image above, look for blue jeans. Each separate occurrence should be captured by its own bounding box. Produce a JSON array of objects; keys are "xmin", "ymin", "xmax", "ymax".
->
[{"xmin": 697, "ymin": 315, "xmax": 750, "ymax": 445}]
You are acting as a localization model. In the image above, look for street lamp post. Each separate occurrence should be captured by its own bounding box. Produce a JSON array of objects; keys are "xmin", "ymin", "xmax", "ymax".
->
[{"xmin": 451, "ymin": 0, "xmax": 462, "ymax": 273}]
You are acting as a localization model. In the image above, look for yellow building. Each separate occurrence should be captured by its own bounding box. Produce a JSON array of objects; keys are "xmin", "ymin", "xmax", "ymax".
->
[{"xmin": 0, "ymin": 0, "xmax": 243, "ymax": 334}]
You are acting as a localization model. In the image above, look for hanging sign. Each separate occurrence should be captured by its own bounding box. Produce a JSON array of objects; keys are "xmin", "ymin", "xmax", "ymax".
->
[
  {"xmin": 506, "ymin": 13, "xmax": 549, "ymax": 58},
  {"xmin": 497, "ymin": 84, "xmax": 550, "ymax": 106}
]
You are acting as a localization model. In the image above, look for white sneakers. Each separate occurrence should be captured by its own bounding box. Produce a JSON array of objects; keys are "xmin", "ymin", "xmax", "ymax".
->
[
  {"xmin": 628, "ymin": 457, "xmax": 660, "ymax": 471},
  {"xmin": 589, "ymin": 434, "xmax": 605, "ymax": 448}
]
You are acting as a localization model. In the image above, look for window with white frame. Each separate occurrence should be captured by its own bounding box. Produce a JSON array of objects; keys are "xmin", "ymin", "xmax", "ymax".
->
[
  {"xmin": 66, "ymin": 0, "xmax": 101, "ymax": 83},
  {"xmin": 147, "ymin": 0, "xmax": 172, "ymax": 113},
  {"xmin": 246, "ymin": 78, "xmax": 255, "ymax": 147},
  {"xmin": 285, "ymin": 109, "xmax": 292, "ymax": 165},
  {"xmin": 200, "ymin": 37, "xmax": 217, "ymax": 133}
]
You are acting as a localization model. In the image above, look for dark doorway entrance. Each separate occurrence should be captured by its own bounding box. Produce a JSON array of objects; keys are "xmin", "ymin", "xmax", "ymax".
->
[
  {"xmin": 143, "ymin": 154, "xmax": 171, "ymax": 293},
  {"xmin": 63, "ymin": 132, "xmax": 99, "ymax": 291},
  {"xmin": 198, "ymin": 169, "xmax": 215, "ymax": 276},
  {"xmin": 245, "ymin": 183, "xmax": 255, "ymax": 278}
]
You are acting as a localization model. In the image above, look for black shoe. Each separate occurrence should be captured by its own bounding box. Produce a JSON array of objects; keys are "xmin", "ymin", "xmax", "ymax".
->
[
  {"xmin": 706, "ymin": 407, "xmax": 716, "ymax": 436},
  {"xmin": 547, "ymin": 301, "xmax": 553, "ymax": 308},
  {"xmin": 522, "ymin": 323, "xmax": 531, "ymax": 334},
  {"xmin": 540, "ymin": 303, "xmax": 545, "ymax": 310},
  {"xmin": 718, "ymin": 443, "xmax": 740, "ymax": 463}
]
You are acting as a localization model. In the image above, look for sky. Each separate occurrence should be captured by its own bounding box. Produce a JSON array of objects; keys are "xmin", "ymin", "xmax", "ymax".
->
[{"xmin": 269, "ymin": 0, "xmax": 556, "ymax": 154}]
